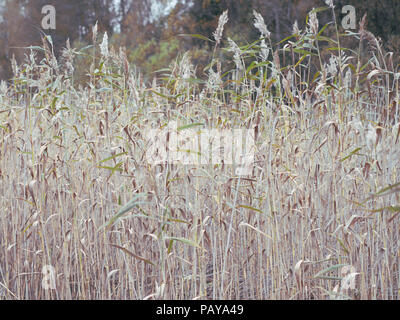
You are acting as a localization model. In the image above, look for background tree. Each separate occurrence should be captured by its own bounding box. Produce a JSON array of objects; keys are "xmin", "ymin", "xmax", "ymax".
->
[{"xmin": 0, "ymin": 0, "xmax": 399, "ymax": 82}]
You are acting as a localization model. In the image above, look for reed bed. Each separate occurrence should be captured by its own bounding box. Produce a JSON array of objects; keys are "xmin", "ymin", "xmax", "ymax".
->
[{"xmin": 0, "ymin": 7, "xmax": 399, "ymax": 300}]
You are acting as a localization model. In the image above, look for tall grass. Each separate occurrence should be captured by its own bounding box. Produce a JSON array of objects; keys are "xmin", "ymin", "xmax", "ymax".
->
[{"xmin": 0, "ymin": 6, "xmax": 399, "ymax": 300}]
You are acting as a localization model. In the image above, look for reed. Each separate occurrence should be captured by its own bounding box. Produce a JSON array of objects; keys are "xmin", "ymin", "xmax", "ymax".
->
[{"xmin": 0, "ymin": 6, "xmax": 399, "ymax": 300}]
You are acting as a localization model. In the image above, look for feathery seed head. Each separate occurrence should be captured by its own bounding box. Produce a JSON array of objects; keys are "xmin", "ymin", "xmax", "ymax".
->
[
  {"xmin": 324, "ymin": 0, "xmax": 334, "ymax": 8},
  {"xmin": 228, "ymin": 37, "xmax": 243, "ymax": 70},
  {"xmin": 179, "ymin": 52, "xmax": 193, "ymax": 79},
  {"xmin": 273, "ymin": 49, "xmax": 280, "ymax": 71},
  {"xmin": 253, "ymin": 10, "xmax": 270, "ymax": 39},
  {"xmin": 207, "ymin": 67, "xmax": 222, "ymax": 90},
  {"xmin": 292, "ymin": 20, "xmax": 301, "ymax": 35},
  {"xmin": 0, "ymin": 80, "xmax": 7, "ymax": 97},
  {"xmin": 100, "ymin": 32, "xmax": 109, "ymax": 58},
  {"xmin": 326, "ymin": 55, "xmax": 338, "ymax": 76},
  {"xmin": 359, "ymin": 13, "xmax": 367, "ymax": 34},
  {"xmin": 308, "ymin": 9, "xmax": 319, "ymax": 35},
  {"xmin": 344, "ymin": 68, "xmax": 352, "ymax": 88},
  {"xmin": 366, "ymin": 123, "xmax": 377, "ymax": 150},
  {"xmin": 11, "ymin": 54, "xmax": 18, "ymax": 76},
  {"xmin": 213, "ymin": 10, "xmax": 229, "ymax": 45},
  {"xmin": 61, "ymin": 40, "xmax": 75, "ymax": 75},
  {"xmin": 92, "ymin": 21, "xmax": 98, "ymax": 44}
]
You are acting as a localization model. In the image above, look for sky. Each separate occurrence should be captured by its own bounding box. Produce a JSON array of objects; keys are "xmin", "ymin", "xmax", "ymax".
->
[{"xmin": 151, "ymin": 0, "xmax": 179, "ymax": 21}]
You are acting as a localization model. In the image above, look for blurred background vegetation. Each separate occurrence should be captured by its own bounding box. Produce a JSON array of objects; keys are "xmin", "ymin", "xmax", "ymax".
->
[{"xmin": 0, "ymin": 0, "xmax": 399, "ymax": 84}]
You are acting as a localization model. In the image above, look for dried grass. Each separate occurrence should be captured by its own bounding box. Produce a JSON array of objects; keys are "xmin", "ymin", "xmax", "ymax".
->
[{"xmin": 0, "ymin": 7, "xmax": 399, "ymax": 300}]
